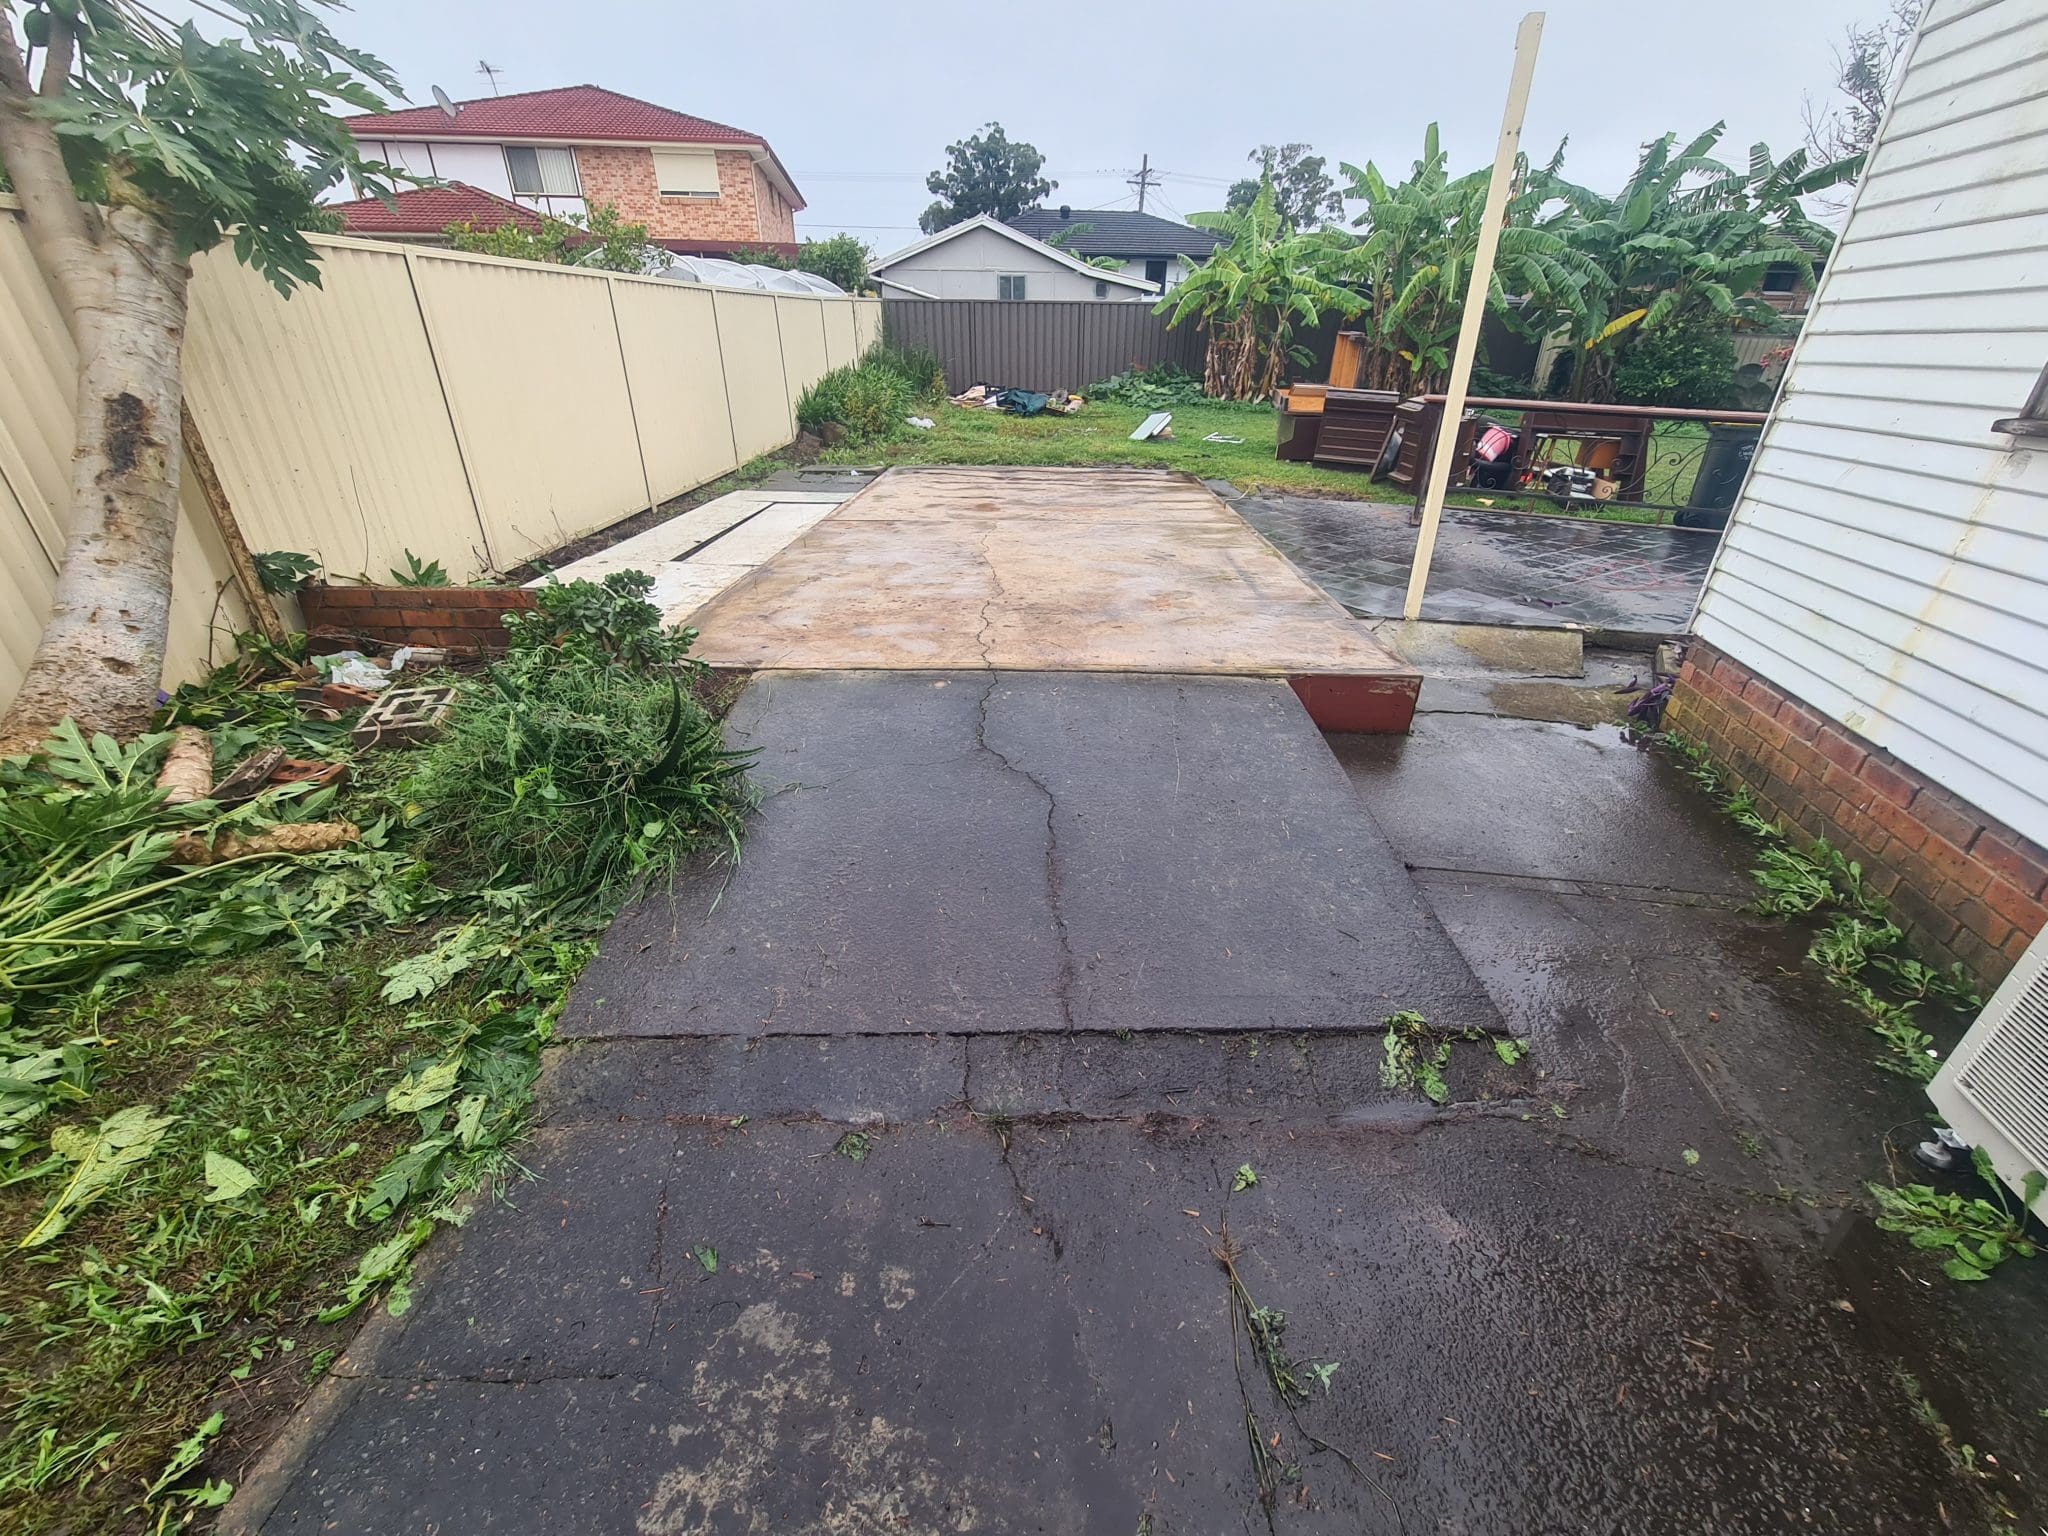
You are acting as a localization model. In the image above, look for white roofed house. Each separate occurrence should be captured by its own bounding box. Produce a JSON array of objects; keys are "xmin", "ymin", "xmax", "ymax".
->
[
  {"xmin": 868, "ymin": 216, "xmax": 1159, "ymax": 302},
  {"xmin": 1663, "ymin": 0, "xmax": 2048, "ymax": 1211}
]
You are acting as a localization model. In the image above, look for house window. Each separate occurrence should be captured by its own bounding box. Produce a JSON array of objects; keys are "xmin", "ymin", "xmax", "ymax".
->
[
  {"xmin": 1992, "ymin": 363, "xmax": 2048, "ymax": 438},
  {"xmin": 1145, "ymin": 258, "xmax": 1169, "ymax": 289},
  {"xmin": 505, "ymin": 146, "xmax": 578, "ymax": 198},
  {"xmin": 653, "ymin": 148, "xmax": 720, "ymax": 198},
  {"xmin": 1761, "ymin": 262, "xmax": 1800, "ymax": 294},
  {"xmin": 1094, "ymin": 280, "xmax": 1109, "ymax": 299},
  {"xmin": 998, "ymin": 274, "xmax": 1028, "ymax": 301}
]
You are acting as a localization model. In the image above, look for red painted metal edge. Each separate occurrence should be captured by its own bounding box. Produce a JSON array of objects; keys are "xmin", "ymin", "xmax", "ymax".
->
[{"xmin": 1288, "ymin": 673, "xmax": 1420, "ymax": 734}]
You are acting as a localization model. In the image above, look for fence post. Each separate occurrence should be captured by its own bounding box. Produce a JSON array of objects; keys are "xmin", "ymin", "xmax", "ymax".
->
[{"xmin": 400, "ymin": 247, "xmax": 495, "ymax": 572}]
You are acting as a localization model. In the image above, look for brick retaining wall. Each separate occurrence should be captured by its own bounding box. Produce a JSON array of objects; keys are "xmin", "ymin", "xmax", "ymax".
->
[
  {"xmin": 299, "ymin": 584, "xmax": 537, "ymax": 654},
  {"xmin": 1668, "ymin": 640, "xmax": 2048, "ymax": 987}
]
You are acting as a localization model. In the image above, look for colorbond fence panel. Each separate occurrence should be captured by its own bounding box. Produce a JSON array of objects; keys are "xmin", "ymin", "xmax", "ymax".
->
[{"xmin": 0, "ymin": 203, "xmax": 878, "ymax": 710}]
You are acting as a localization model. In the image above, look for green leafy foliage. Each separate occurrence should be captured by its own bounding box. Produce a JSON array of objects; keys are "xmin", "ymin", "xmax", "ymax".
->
[
  {"xmin": 835, "ymin": 1131, "xmax": 871, "ymax": 1163},
  {"xmin": 1378, "ymin": 1010, "xmax": 1526, "ymax": 1103},
  {"xmin": 795, "ymin": 233, "xmax": 873, "ymax": 293},
  {"xmin": 141, "ymin": 1410, "xmax": 222, "ymax": 1503},
  {"xmin": 445, "ymin": 202, "xmax": 667, "ymax": 274},
  {"xmin": 22, "ymin": 0, "xmax": 408, "ymax": 293},
  {"xmin": 254, "ymin": 550, "xmax": 321, "ymax": 595},
  {"xmin": 920, "ymin": 122, "xmax": 1054, "ymax": 234},
  {"xmin": 1232, "ymin": 1162, "xmax": 1258, "ymax": 1192},
  {"xmin": 409, "ymin": 590, "xmax": 749, "ymax": 898},
  {"xmin": 1871, "ymin": 1152, "xmax": 2044, "ymax": 1283},
  {"xmin": 1087, "ymin": 365, "xmax": 1208, "ymax": 408},
  {"xmin": 797, "ymin": 346, "xmax": 942, "ymax": 446},
  {"xmin": 388, "ymin": 550, "xmax": 450, "ymax": 588},
  {"xmin": 20, "ymin": 1103, "xmax": 177, "ymax": 1248},
  {"xmin": 1612, "ymin": 317, "xmax": 1742, "ymax": 409}
]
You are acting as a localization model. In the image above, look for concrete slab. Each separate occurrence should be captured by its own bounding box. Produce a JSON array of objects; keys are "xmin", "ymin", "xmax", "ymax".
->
[
  {"xmin": 562, "ymin": 670, "xmax": 1500, "ymax": 1039},
  {"xmin": 1329, "ymin": 713, "xmax": 1758, "ymax": 898},
  {"xmin": 684, "ymin": 467, "xmax": 1421, "ymax": 731}
]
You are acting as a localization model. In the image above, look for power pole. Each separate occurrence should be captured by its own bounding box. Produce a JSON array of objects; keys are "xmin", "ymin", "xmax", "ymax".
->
[
  {"xmin": 476, "ymin": 60, "xmax": 505, "ymax": 96},
  {"xmin": 1128, "ymin": 153, "xmax": 1162, "ymax": 213}
]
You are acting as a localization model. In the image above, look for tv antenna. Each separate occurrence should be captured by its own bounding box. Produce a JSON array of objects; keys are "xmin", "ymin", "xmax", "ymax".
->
[{"xmin": 476, "ymin": 60, "xmax": 505, "ymax": 96}]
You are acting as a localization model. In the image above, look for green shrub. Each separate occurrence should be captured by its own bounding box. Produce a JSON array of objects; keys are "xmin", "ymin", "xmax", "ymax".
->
[
  {"xmin": 1087, "ymin": 364, "xmax": 1208, "ymax": 407},
  {"xmin": 867, "ymin": 342, "xmax": 948, "ymax": 403},
  {"xmin": 407, "ymin": 573, "xmax": 749, "ymax": 897},
  {"xmin": 796, "ymin": 357, "xmax": 917, "ymax": 445},
  {"xmin": 796, "ymin": 233, "xmax": 873, "ymax": 293},
  {"xmin": 1613, "ymin": 320, "xmax": 1740, "ymax": 410}
]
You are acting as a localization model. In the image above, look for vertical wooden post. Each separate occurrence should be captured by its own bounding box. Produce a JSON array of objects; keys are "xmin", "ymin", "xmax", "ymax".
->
[
  {"xmin": 180, "ymin": 408, "xmax": 288, "ymax": 645},
  {"xmin": 1402, "ymin": 11, "xmax": 1546, "ymax": 622}
]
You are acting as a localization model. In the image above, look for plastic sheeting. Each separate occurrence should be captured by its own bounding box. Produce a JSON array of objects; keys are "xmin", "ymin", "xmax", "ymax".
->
[{"xmin": 653, "ymin": 256, "xmax": 844, "ymax": 295}]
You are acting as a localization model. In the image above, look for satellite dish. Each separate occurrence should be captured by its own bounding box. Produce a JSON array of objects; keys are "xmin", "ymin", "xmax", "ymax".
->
[{"xmin": 432, "ymin": 84, "xmax": 459, "ymax": 121}]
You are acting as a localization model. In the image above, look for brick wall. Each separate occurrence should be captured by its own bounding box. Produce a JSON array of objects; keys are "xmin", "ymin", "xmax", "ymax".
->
[
  {"xmin": 572, "ymin": 145, "xmax": 774, "ymax": 244},
  {"xmin": 1668, "ymin": 639, "xmax": 2048, "ymax": 987},
  {"xmin": 300, "ymin": 584, "xmax": 538, "ymax": 654}
]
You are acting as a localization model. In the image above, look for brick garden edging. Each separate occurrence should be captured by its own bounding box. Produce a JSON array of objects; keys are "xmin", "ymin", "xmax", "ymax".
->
[
  {"xmin": 1668, "ymin": 639, "xmax": 2048, "ymax": 987},
  {"xmin": 298, "ymin": 584, "xmax": 538, "ymax": 655}
]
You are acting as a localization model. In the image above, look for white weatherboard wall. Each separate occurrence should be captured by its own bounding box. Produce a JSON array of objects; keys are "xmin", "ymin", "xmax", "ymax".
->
[
  {"xmin": 1691, "ymin": 0, "xmax": 2048, "ymax": 850},
  {"xmin": 0, "ymin": 206, "xmax": 878, "ymax": 711}
]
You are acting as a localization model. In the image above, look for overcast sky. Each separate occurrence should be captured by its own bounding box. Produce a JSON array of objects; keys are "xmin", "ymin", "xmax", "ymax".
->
[{"xmin": 329, "ymin": 0, "xmax": 1881, "ymax": 250}]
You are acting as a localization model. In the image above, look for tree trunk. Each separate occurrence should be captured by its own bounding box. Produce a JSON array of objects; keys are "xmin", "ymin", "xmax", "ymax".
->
[{"xmin": 0, "ymin": 207, "xmax": 192, "ymax": 754}]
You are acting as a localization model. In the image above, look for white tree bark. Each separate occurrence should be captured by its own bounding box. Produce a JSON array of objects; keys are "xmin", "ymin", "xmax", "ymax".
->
[{"xmin": 0, "ymin": 17, "xmax": 197, "ymax": 753}]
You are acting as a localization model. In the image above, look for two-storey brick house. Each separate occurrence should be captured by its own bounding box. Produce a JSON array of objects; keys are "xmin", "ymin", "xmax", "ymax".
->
[{"xmin": 337, "ymin": 84, "xmax": 804, "ymax": 257}]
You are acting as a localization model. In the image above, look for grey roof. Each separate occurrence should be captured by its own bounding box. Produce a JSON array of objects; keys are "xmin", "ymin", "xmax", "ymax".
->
[{"xmin": 1005, "ymin": 207, "xmax": 1229, "ymax": 259}]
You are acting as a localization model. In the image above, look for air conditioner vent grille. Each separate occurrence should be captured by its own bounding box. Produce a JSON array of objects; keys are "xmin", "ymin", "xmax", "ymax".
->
[{"xmin": 1958, "ymin": 969, "xmax": 2048, "ymax": 1176}]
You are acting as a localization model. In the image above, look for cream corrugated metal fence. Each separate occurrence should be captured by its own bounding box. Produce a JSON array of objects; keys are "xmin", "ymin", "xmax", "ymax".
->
[{"xmin": 0, "ymin": 206, "xmax": 879, "ymax": 711}]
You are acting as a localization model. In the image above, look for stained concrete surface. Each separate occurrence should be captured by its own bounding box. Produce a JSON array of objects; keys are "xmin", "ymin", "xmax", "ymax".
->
[
  {"xmin": 566, "ymin": 670, "xmax": 1499, "ymax": 1039},
  {"xmin": 236, "ymin": 669, "xmax": 2048, "ymax": 1536},
  {"xmin": 1233, "ymin": 489, "xmax": 1718, "ymax": 635}
]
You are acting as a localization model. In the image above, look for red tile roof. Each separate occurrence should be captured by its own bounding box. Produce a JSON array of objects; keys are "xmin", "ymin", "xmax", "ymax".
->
[
  {"xmin": 342, "ymin": 84, "xmax": 763, "ymax": 148},
  {"xmin": 329, "ymin": 183, "xmax": 545, "ymax": 236}
]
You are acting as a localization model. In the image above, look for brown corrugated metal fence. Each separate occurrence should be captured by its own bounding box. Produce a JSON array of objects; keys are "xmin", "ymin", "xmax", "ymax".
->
[{"xmin": 882, "ymin": 298, "xmax": 1206, "ymax": 393}]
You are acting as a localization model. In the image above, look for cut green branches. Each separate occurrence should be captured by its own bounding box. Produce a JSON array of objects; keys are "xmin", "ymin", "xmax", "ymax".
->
[{"xmin": 1379, "ymin": 1010, "xmax": 1524, "ymax": 1103}]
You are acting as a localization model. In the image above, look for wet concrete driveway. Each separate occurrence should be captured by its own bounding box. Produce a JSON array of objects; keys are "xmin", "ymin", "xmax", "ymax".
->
[{"xmin": 233, "ymin": 674, "xmax": 2048, "ymax": 1535}]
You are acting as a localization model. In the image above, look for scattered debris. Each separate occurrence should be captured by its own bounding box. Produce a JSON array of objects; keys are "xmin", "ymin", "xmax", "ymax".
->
[
  {"xmin": 1131, "ymin": 411, "xmax": 1173, "ymax": 442},
  {"xmin": 312, "ymin": 651, "xmax": 393, "ymax": 693},
  {"xmin": 155, "ymin": 727, "xmax": 214, "ymax": 806},
  {"xmin": 905, "ymin": 415, "xmax": 934, "ymax": 430},
  {"xmin": 352, "ymin": 686, "xmax": 456, "ymax": 749},
  {"xmin": 1233, "ymin": 1163, "xmax": 1259, "ymax": 1192},
  {"xmin": 693, "ymin": 1245, "xmax": 719, "ymax": 1275},
  {"xmin": 170, "ymin": 821, "xmax": 360, "ymax": 866},
  {"xmin": 1202, "ymin": 432, "xmax": 1247, "ymax": 445}
]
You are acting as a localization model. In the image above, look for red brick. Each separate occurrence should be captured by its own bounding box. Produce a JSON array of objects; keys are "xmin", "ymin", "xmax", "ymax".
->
[
  {"xmin": 1912, "ymin": 789, "xmax": 1982, "ymax": 849},
  {"xmin": 1857, "ymin": 755, "xmax": 1919, "ymax": 809},
  {"xmin": 1867, "ymin": 795, "xmax": 1930, "ymax": 854},
  {"xmin": 2006, "ymin": 926, "xmax": 2041, "ymax": 965},
  {"xmin": 1775, "ymin": 696, "xmax": 1828, "ymax": 739},
  {"xmin": 1820, "ymin": 761, "xmax": 1874, "ymax": 811},
  {"xmin": 1983, "ymin": 875, "xmax": 2048, "ymax": 937},
  {"xmin": 1945, "ymin": 889, "xmax": 2013, "ymax": 953},
  {"xmin": 1888, "ymin": 884, "xmax": 1962, "ymax": 947},
  {"xmin": 1812, "ymin": 725, "xmax": 1868, "ymax": 775},
  {"xmin": 1919, "ymin": 834, "xmax": 1992, "ymax": 898},
  {"xmin": 1973, "ymin": 830, "xmax": 2048, "ymax": 900},
  {"xmin": 306, "ymin": 585, "xmax": 373, "ymax": 609}
]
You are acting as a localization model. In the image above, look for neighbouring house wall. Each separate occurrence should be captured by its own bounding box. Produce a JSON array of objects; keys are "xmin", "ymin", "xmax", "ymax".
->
[
  {"xmin": 573, "ymin": 145, "xmax": 782, "ymax": 244},
  {"xmin": 877, "ymin": 226, "xmax": 1142, "ymax": 301},
  {"xmin": 1113, "ymin": 255, "xmax": 1194, "ymax": 291},
  {"xmin": 0, "ymin": 204, "xmax": 881, "ymax": 712},
  {"xmin": 1673, "ymin": 0, "xmax": 2048, "ymax": 985},
  {"xmin": 359, "ymin": 138, "xmax": 585, "ymax": 220}
]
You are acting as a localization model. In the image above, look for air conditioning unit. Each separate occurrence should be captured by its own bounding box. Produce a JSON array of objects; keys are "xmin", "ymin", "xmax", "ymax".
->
[{"xmin": 1929, "ymin": 925, "xmax": 2048, "ymax": 1218}]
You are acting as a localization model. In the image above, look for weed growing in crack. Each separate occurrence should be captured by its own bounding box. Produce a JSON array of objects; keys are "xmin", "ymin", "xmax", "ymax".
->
[
  {"xmin": 1378, "ymin": 1011, "xmax": 1526, "ymax": 1104},
  {"xmin": 833, "ymin": 1131, "xmax": 872, "ymax": 1163}
]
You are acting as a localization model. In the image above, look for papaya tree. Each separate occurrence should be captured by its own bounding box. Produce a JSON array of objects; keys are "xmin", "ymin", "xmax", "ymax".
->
[{"xmin": 0, "ymin": 0, "xmax": 401, "ymax": 752}]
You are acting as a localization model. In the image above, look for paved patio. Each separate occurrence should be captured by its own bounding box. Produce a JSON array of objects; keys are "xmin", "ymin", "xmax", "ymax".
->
[{"xmin": 1231, "ymin": 488, "xmax": 1721, "ymax": 635}]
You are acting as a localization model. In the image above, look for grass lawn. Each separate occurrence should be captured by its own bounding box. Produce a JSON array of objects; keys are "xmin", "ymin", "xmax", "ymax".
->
[{"xmin": 821, "ymin": 398, "xmax": 1710, "ymax": 526}]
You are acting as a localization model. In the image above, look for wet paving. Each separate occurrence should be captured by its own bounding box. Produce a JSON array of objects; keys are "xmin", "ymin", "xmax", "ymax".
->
[
  {"xmin": 233, "ymin": 670, "xmax": 2048, "ymax": 1536},
  {"xmin": 1232, "ymin": 490, "xmax": 1720, "ymax": 635}
]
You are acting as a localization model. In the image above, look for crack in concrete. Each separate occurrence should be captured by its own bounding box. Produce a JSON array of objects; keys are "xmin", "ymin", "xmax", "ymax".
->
[{"xmin": 971, "ymin": 671, "xmax": 1079, "ymax": 1033}]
